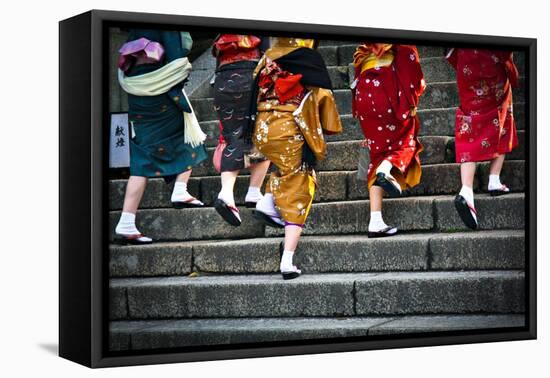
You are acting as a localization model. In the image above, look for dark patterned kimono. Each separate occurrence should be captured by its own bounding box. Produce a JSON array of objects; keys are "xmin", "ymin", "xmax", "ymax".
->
[
  {"xmin": 212, "ymin": 34, "xmax": 267, "ymax": 172},
  {"xmin": 123, "ymin": 29, "xmax": 207, "ymax": 181}
]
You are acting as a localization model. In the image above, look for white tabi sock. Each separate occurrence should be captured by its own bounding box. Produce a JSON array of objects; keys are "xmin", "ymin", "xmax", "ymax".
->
[
  {"xmin": 375, "ymin": 160, "xmax": 393, "ymax": 176},
  {"xmin": 245, "ymin": 186, "xmax": 263, "ymax": 204},
  {"xmin": 256, "ymin": 193, "xmax": 276, "ymax": 214},
  {"xmin": 115, "ymin": 212, "xmax": 140, "ymax": 235},
  {"xmin": 459, "ymin": 185, "xmax": 477, "ymax": 223},
  {"xmin": 280, "ymin": 250, "xmax": 300, "ymax": 272},
  {"xmin": 459, "ymin": 185, "xmax": 475, "ymax": 206},
  {"xmin": 171, "ymin": 181, "xmax": 188, "ymax": 200},
  {"xmin": 172, "ymin": 181, "xmax": 202, "ymax": 204},
  {"xmin": 488, "ymin": 174, "xmax": 506, "ymax": 191},
  {"xmin": 218, "ymin": 185, "xmax": 236, "ymax": 207},
  {"xmin": 256, "ymin": 193, "xmax": 285, "ymax": 226},
  {"xmin": 115, "ymin": 212, "xmax": 152, "ymax": 242},
  {"xmin": 368, "ymin": 211, "xmax": 388, "ymax": 232}
]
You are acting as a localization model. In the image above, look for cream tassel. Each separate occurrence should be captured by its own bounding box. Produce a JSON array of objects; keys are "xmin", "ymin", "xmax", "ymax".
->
[{"xmin": 181, "ymin": 89, "xmax": 207, "ymax": 148}]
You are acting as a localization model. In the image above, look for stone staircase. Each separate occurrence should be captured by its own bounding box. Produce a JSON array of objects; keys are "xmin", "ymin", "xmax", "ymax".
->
[{"xmin": 108, "ymin": 41, "xmax": 526, "ymax": 352}]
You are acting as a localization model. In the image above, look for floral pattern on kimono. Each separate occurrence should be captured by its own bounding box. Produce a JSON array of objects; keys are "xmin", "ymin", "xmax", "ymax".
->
[
  {"xmin": 447, "ymin": 48, "xmax": 519, "ymax": 163},
  {"xmin": 352, "ymin": 44, "xmax": 425, "ymax": 189},
  {"xmin": 253, "ymin": 59, "xmax": 342, "ymax": 225}
]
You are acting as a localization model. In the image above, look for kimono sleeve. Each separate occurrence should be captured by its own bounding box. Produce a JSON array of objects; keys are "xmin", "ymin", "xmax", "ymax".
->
[
  {"xmin": 315, "ymin": 88, "xmax": 343, "ymax": 135},
  {"xmin": 446, "ymin": 48, "xmax": 458, "ymax": 70},
  {"xmin": 503, "ymin": 52, "xmax": 519, "ymax": 88},
  {"xmin": 293, "ymin": 90, "xmax": 327, "ymax": 162},
  {"xmin": 292, "ymin": 88, "xmax": 342, "ymax": 162},
  {"xmin": 394, "ymin": 45, "xmax": 426, "ymax": 113},
  {"xmin": 161, "ymin": 31, "xmax": 193, "ymax": 112}
]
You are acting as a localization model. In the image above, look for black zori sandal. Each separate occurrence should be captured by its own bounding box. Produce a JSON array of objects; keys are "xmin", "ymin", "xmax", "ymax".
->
[
  {"xmin": 253, "ymin": 209, "xmax": 285, "ymax": 229},
  {"xmin": 454, "ymin": 195, "xmax": 478, "ymax": 230},
  {"xmin": 367, "ymin": 226, "xmax": 398, "ymax": 238},
  {"xmin": 279, "ymin": 242, "xmax": 301, "ymax": 280},
  {"xmin": 172, "ymin": 197, "xmax": 204, "ymax": 209},
  {"xmin": 114, "ymin": 233, "xmax": 153, "ymax": 245},
  {"xmin": 489, "ymin": 184, "xmax": 510, "ymax": 197},
  {"xmin": 374, "ymin": 172, "xmax": 402, "ymax": 198},
  {"xmin": 214, "ymin": 198, "xmax": 241, "ymax": 227},
  {"xmin": 245, "ymin": 201, "xmax": 258, "ymax": 208}
]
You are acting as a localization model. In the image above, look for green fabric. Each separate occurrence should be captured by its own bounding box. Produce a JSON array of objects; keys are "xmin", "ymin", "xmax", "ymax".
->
[
  {"xmin": 128, "ymin": 91, "xmax": 207, "ymax": 178},
  {"xmin": 124, "ymin": 30, "xmax": 207, "ymax": 179}
]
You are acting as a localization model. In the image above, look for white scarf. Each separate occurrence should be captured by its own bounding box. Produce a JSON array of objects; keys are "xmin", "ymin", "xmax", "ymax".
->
[{"xmin": 118, "ymin": 57, "xmax": 206, "ymax": 148}]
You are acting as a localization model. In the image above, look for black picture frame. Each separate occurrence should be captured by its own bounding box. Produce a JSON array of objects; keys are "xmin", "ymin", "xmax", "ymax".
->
[{"xmin": 59, "ymin": 9, "xmax": 537, "ymax": 368}]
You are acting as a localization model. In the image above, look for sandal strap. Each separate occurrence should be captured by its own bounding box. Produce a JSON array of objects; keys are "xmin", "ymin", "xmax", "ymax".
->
[
  {"xmin": 371, "ymin": 226, "xmax": 395, "ymax": 234},
  {"xmin": 282, "ymin": 266, "xmax": 301, "ymax": 273},
  {"xmin": 119, "ymin": 233, "xmax": 144, "ymax": 240},
  {"xmin": 380, "ymin": 226, "xmax": 395, "ymax": 233},
  {"xmin": 182, "ymin": 197, "xmax": 202, "ymax": 203},
  {"xmin": 227, "ymin": 204, "xmax": 240, "ymax": 213}
]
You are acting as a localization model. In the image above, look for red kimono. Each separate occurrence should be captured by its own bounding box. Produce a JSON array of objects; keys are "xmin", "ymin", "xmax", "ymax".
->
[
  {"xmin": 352, "ymin": 44, "xmax": 425, "ymax": 189},
  {"xmin": 447, "ymin": 48, "xmax": 519, "ymax": 163}
]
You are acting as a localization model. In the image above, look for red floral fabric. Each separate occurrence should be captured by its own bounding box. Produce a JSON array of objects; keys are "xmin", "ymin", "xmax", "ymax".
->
[
  {"xmin": 258, "ymin": 60, "xmax": 305, "ymax": 106},
  {"xmin": 352, "ymin": 44, "xmax": 426, "ymax": 188},
  {"xmin": 447, "ymin": 48, "xmax": 519, "ymax": 163},
  {"xmin": 212, "ymin": 34, "xmax": 262, "ymax": 67}
]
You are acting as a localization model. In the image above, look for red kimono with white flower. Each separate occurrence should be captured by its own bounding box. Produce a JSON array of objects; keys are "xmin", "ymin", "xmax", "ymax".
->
[
  {"xmin": 447, "ymin": 48, "xmax": 519, "ymax": 163},
  {"xmin": 352, "ymin": 44, "xmax": 425, "ymax": 189}
]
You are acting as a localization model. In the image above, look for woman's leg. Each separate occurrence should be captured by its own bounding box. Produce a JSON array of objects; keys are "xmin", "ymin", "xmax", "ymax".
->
[
  {"xmin": 219, "ymin": 170, "xmax": 239, "ymax": 206},
  {"xmin": 121, "ymin": 176, "xmax": 147, "ymax": 214},
  {"xmin": 459, "ymin": 162, "xmax": 476, "ymax": 204},
  {"xmin": 460, "ymin": 162, "xmax": 477, "ymax": 190},
  {"xmin": 176, "ymin": 169, "xmax": 192, "ymax": 184},
  {"xmin": 455, "ymin": 161, "xmax": 478, "ymax": 229},
  {"xmin": 246, "ymin": 160, "xmax": 271, "ymax": 205},
  {"xmin": 369, "ymin": 185, "xmax": 383, "ymax": 213},
  {"xmin": 171, "ymin": 169, "xmax": 204, "ymax": 206},
  {"xmin": 487, "ymin": 154, "xmax": 509, "ymax": 192},
  {"xmin": 249, "ymin": 160, "xmax": 270, "ymax": 187},
  {"xmin": 280, "ymin": 224, "xmax": 303, "ymax": 273},
  {"xmin": 489, "ymin": 154, "xmax": 506, "ymax": 175},
  {"xmin": 115, "ymin": 176, "xmax": 152, "ymax": 242},
  {"xmin": 214, "ymin": 169, "xmax": 242, "ymax": 226},
  {"xmin": 368, "ymin": 185, "xmax": 397, "ymax": 235}
]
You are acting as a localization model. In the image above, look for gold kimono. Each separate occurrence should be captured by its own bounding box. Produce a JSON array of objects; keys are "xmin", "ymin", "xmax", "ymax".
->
[{"xmin": 253, "ymin": 38, "xmax": 343, "ymax": 225}]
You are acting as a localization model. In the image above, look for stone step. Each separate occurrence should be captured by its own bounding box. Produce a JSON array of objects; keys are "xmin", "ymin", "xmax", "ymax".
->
[
  {"xmin": 109, "ymin": 193, "xmax": 524, "ymax": 242},
  {"xmin": 109, "ymin": 270, "xmax": 524, "ymax": 320},
  {"xmin": 196, "ymin": 103, "xmax": 525, "ymax": 147},
  {"xmin": 109, "ymin": 313, "xmax": 525, "ymax": 351},
  {"xmin": 186, "ymin": 130, "xmax": 524, "ymax": 177},
  {"xmin": 345, "ymin": 159, "xmax": 526, "ymax": 200},
  {"xmin": 193, "ymin": 80, "xmax": 525, "ymax": 122},
  {"xmin": 109, "ymin": 230, "xmax": 524, "ymax": 277},
  {"xmin": 109, "ymin": 160, "xmax": 525, "ymax": 210},
  {"xmin": 263, "ymin": 193, "xmax": 524, "ymax": 237}
]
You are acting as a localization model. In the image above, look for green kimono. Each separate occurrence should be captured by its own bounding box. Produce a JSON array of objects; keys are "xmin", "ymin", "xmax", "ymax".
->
[{"xmin": 124, "ymin": 29, "xmax": 207, "ymax": 181}]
